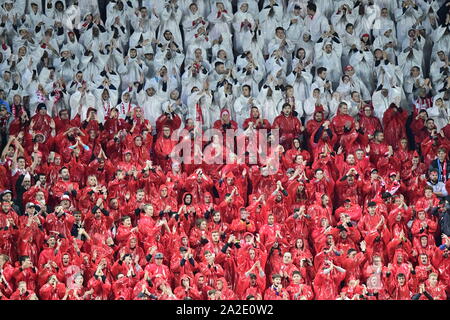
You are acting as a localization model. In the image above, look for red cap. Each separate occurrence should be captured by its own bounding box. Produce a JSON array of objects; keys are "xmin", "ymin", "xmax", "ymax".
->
[{"xmin": 344, "ymin": 65, "xmax": 353, "ymax": 71}]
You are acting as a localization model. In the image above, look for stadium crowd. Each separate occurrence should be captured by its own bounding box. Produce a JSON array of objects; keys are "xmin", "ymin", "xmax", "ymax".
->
[{"xmin": 0, "ymin": 0, "xmax": 449, "ymax": 300}]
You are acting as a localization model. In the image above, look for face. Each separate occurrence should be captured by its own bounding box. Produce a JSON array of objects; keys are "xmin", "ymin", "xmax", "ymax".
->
[
  {"xmin": 163, "ymin": 127, "xmax": 171, "ymax": 138},
  {"xmin": 315, "ymin": 170, "xmax": 324, "ymax": 180},
  {"xmin": 240, "ymin": 210, "xmax": 249, "ymax": 220},
  {"xmin": 276, "ymin": 29, "xmax": 285, "ymax": 39},
  {"xmin": 347, "ymin": 154, "xmax": 355, "ymax": 164},
  {"xmin": 373, "ymin": 257, "xmax": 381, "ymax": 266},
  {"xmin": 123, "ymin": 218, "xmax": 131, "ymax": 227},
  {"xmin": 376, "ymin": 132, "xmax": 384, "ymax": 142},
  {"xmin": 170, "ymin": 90, "xmax": 179, "ymax": 100},
  {"xmin": 283, "ymin": 105, "xmax": 292, "ymax": 116},
  {"xmin": 75, "ymin": 275, "xmax": 83, "ymax": 285},
  {"xmin": 429, "ymin": 274, "xmax": 438, "ymax": 286},
  {"xmin": 194, "ymin": 49, "xmax": 202, "ymax": 59},
  {"xmin": 429, "ymin": 171, "xmax": 438, "ymax": 181},
  {"xmin": 61, "ymin": 168, "xmax": 70, "ymax": 180},
  {"xmin": 283, "ymin": 253, "xmax": 292, "ymax": 264},
  {"xmin": 268, "ymin": 215, "xmax": 275, "ymax": 225},
  {"xmin": 273, "ymin": 277, "xmax": 281, "ymax": 286},
  {"xmin": 322, "ymin": 195, "xmax": 329, "ymax": 206}
]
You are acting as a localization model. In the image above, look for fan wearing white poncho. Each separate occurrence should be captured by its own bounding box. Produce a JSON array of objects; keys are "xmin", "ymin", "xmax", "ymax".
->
[
  {"xmin": 155, "ymin": 41, "xmax": 185, "ymax": 81},
  {"xmin": 115, "ymin": 90, "xmax": 137, "ymax": 120},
  {"xmin": 428, "ymin": 95, "xmax": 450, "ymax": 131},
  {"xmin": 395, "ymin": 0, "xmax": 423, "ymax": 40},
  {"xmin": 314, "ymin": 34, "xmax": 343, "ymax": 88},
  {"xmin": 233, "ymin": 84, "xmax": 256, "ymax": 128},
  {"xmin": 430, "ymin": 50, "xmax": 449, "ymax": 89},
  {"xmin": 207, "ymin": 1, "xmax": 233, "ymax": 53},
  {"xmin": 372, "ymin": 86, "xmax": 402, "ymax": 120},
  {"xmin": 404, "ymin": 66, "xmax": 428, "ymax": 103},
  {"xmin": 241, "ymin": 31, "xmax": 266, "ymax": 72},
  {"xmin": 374, "ymin": 49, "xmax": 403, "ymax": 89},
  {"xmin": 343, "ymin": 65, "xmax": 371, "ymax": 101},
  {"xmin": 268, "ymin": 27, "xmax": 295, "ymax": 64},
  {"xmin": 54, "ymin": 46, "xmax": 79, "ymax": 84},
  {"xmin": 161, "ymin": 89, "xmax": 187, "ymax": 120},
  {"xmin": 185, "ymin": 27, "xmax": 211, "ymax": 66},
  {"xmin": 187, "ymin": 84, "xmax": 216, "ymax": 130},
  {"xmin": 259, "ymin": 0, "xmax": 283, "ymax": 55},
  {"xmin": 180, "ymin": 0, "xmax": 207, "ymax": 17},
  {"xmin": 304, "ymin": 2, "xmax": 330, "ymax": 42},
  {"xmin": 283, "ymin": 4, "xmax": 305, "ymax": 49},
  {"xmin": 236, "ymin": 51, "xmax": 265, "ymax": 98},
  {"xmin": 130, "ymin": 7, "xmax": 160, "ymax": 49},
  {"xmin": 118, "ymin": 48, "xmax": 148, "ymax": 91},
  {"xmin": 265, "ymin": 50, "xmax": 288, "ymax": 81},
  {"xmin": 349, "ymin": 44, "xmax": 375, "ymax": 92},
  {"xmin": 137, "ymin": 82, "xmax": 165, "ymax": 132},
  {"xmin": 352, "ymin": 1, "xmax": 378, "ymax": 37},
  {"xmin": 158, "ymin": 0, "xmax": 183, "ymax": 49},
  {"xmin": 331, "ymin": 2, "xmax": 357, "ymax": 37},
  {"xmin": 286, "ymin": 59, "xmax": 313, "ymax": 103},
  {"xmin": 303, "ymin": 87, "xmax": 329, "ymax": 122},
  {"xmin": 149, "ymin": 66, "xmax": 179, "ymax": 99},
  {"xmin": 94, "ymin": 85, "xmax": 119, "ymax": 123},
  {"xmin": 182, "ymin": 2, "xmax": 208, "ymax": 49},
  {"xmin": 79, "ymin": 47, "xmax": 108, "ymax": 83},
  {"xmin": 181, "ymin": 62, "xmax": 208, "ymax": 104},
  {"xmin": 215, "ymin": 79, "xmax": 237, "ymax": 120},
  {"xmin": 232, "ymin": 2, "xmax": 255, "ymax": 54},
  {"xmin": 373, "ymin": 27, "xmax": 398, "ymax": 64},
  {"xmin": 79, "ymin": 23, "xmax": 109, "ymax": 55},
  {"xmin": 256, "ymin": 75, "xmax": 283, "ymax": 124},
  {"xmin": 26, "ymin": 2, "xmax": 51, "ymax": 29},
  {"xmin": 69, "ymin": 82, "xmax": 98, "ymax": 121},
  {"xmin": 398, "ymin": 41, "xmax": 424, "ymax": 79}
]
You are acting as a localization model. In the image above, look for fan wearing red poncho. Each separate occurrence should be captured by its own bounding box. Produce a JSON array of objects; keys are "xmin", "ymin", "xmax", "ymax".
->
[
  {"xmin": 264, "ymin": 274, "xmax": 289, "ymax": 300},
  {"xmin": 386, "ymin": 272, "xmax": 414, "ymax": 300},
  {"xmin": 174, "ymin": 274, "xmax": 202, "ymax": 300},
  {"xmin": 12, "ymin": 256, "xmax": 38, "ymax": 292},
  {"xmin": 239, "ymin": 272, "xmax": 265, "ymax": 300},
  {"xmin": 154, "ymin": 125, "xmax": 179, "ymax": 172},
  {"xmin": 358, "ymin": 105, "xmax": 382, "ymax": 140},
  {"xmin": 243, "ymin": 106, "xmax": 271, "ymax": 131},
  {"xmin": 335, "ymin": 169, "xmax": 364, "ymax": 207},
  {"xmin": 213, "ymin": 109, "xmax": 238, "ymax": 135},
  {"xmin": 382, "ymin": 103, "xmax": 408, "ymax": 150},
  {"xmin": 185, "ymin": 169, "xmax": 214, "ymax": 205},
  {"xmin": 199, "ymin": 250, "xmax": 224, "ymax": 288},
  {"xmin": 313, "ymin": 260, "xmax": 347, "ymax": 300},
  {"xmin": 39, "ymin": 274, "xmax": 66, "ymax": 300},
  {"xmin": 305, "ymin": 109, "xmax": 324, "ymax": 146},
  {"xmin": 272, "ymin": 103, "xmax": 303, "ymax": 150},
  {"xmin": 30, "ymin": 104, "xmax": 55, "ymax": 141},
  {"xmin": 286, "ymin": 270, "xmax": 314, "ymax": 300},
  {"xmin": 144, "ymin": 252, "xmax": 171, "ymax": 284},
  {"xmin": 270, "ymin": 251, "xmax": 300, "ymax": 288},
  {"xmin": 309, "ymin": 120, "xmax": 337, "ymax": 160},
  {"xmin": 331, "ymin": 102, "xmax": 355, "ymax": 139},
  {"xmin": 413, "ymin": 273, "xmax": 447, "ymax": 300}
]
